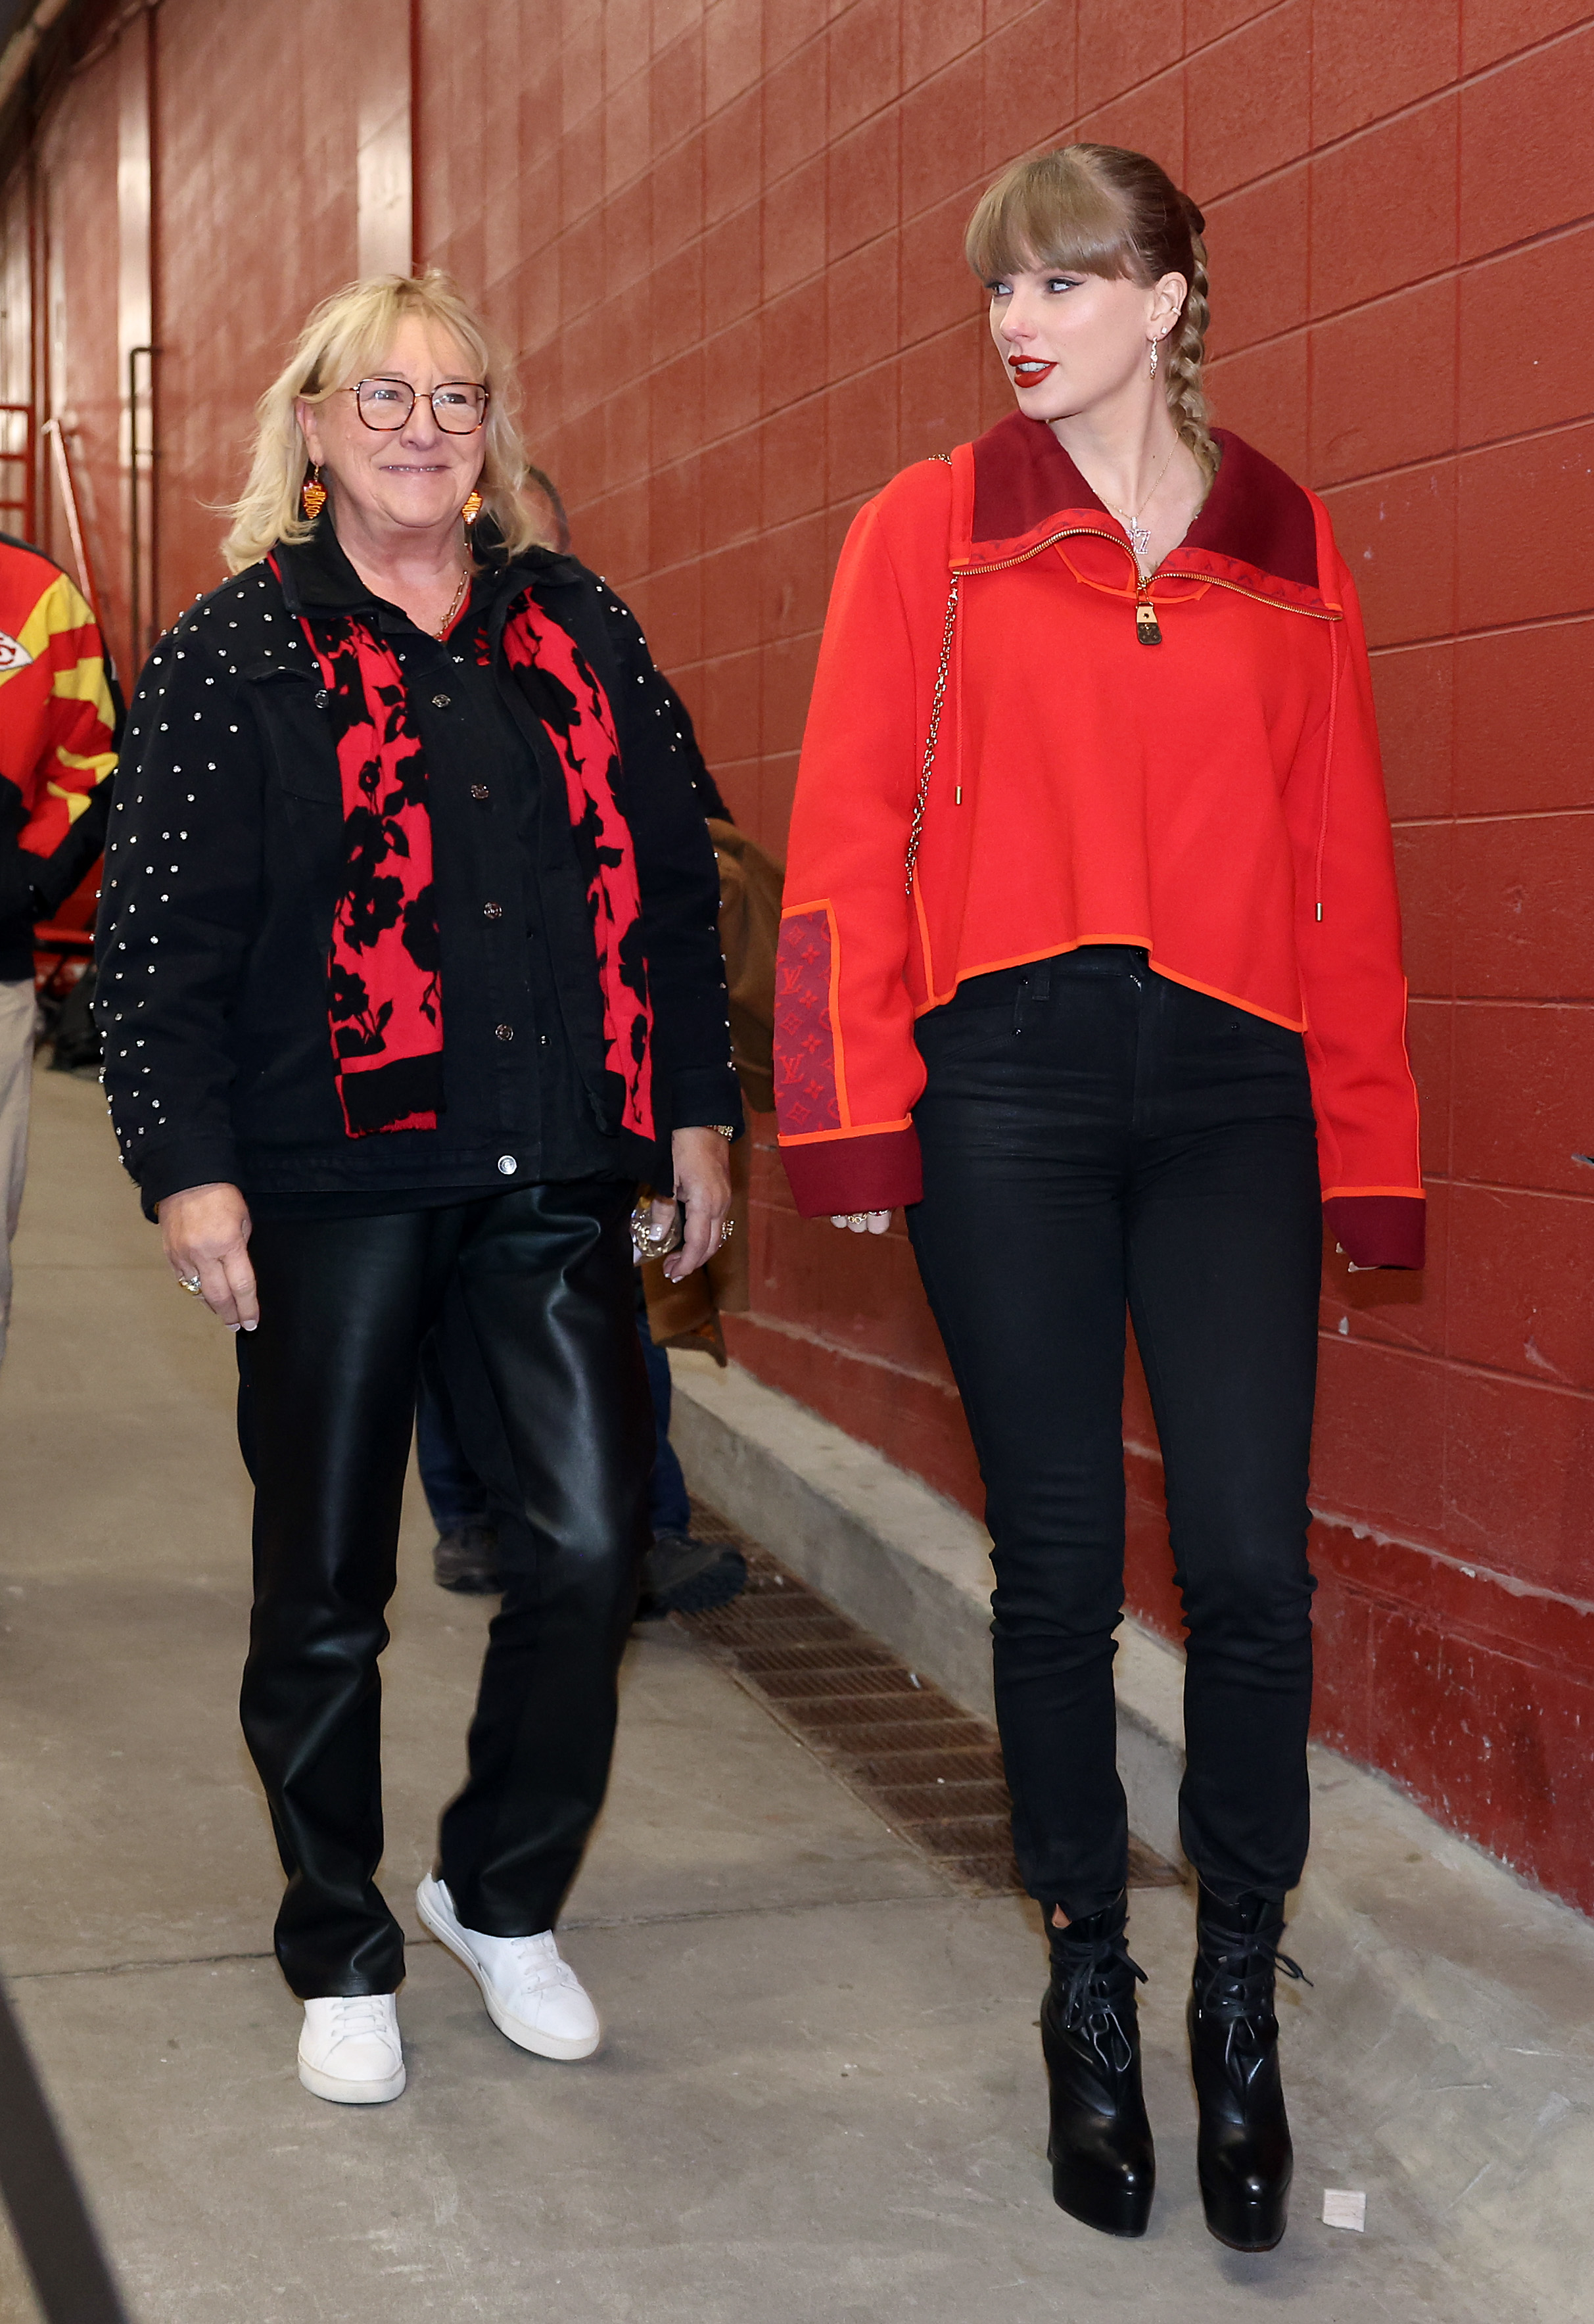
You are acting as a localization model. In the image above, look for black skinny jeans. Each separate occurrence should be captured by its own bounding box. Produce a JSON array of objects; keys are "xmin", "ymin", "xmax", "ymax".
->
[
  {"xmin": 235, "ymin": 1180, "xmax": 653, "ymax": 1998},
  {"xmin": 908, "ymin": 951, "xmax": 1321, "ymax": 1918}
]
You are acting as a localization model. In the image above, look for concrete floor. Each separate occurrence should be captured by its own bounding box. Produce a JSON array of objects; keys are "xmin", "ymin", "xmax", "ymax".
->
[{"xmin": 0, "ymin": 1068, "xmax": 1574, "ymax": 2323}]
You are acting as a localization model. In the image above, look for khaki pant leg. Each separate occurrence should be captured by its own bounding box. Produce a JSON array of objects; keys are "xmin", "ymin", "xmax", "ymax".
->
[{"xmin": 0, "ymin": 978, "xmax": 38, "ymax": 1369}]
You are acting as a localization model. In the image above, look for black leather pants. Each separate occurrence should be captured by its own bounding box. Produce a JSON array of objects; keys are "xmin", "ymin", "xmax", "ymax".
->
[
  {"xmin": 235, "ymin": 1181, "xmax": 653, "ymax": 1998},
  {"xmin": 909, "ymin": 953, "xmax": 1321, "ymax": 1919}
]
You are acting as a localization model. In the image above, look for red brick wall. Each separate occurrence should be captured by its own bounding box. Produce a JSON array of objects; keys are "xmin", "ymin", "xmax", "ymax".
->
[
  {"xmin": 5, "ymin": 0, "xmax": 1593, "ymax": 1910},
  {"xmin": 33, "ymin": 42, "xmax": 123, "ymax": 655},
  {"xmin": 4, "ymin": 0, "xmax": 375, "ymax": 676},
  {"xmin": 415, "ymin": 0, "xmax": 1594, "ymax": 1910},
  {"xmin": 152, "ymin": 0, "xmax": 368, "ymax": 636}
]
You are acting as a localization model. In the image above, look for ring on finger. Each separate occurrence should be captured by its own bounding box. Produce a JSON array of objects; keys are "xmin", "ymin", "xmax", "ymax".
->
[
  {"xmin": 176, "ymin": 1273, "xmax": 204, "ymax": 1296},
  {"xmin": 718, "ymin": 1217, "xmax": 735, "ymax": 1243}
]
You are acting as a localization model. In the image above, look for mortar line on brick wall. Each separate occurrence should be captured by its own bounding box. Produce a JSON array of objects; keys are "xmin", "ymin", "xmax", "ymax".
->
[
  {"xmin": 1393, "ymin": 806, "xmax": 1594, "ymax": 828},
  {"xmin": 1158, "ymin": 14, "xmax": 1594, "ymax": 228},
  {"xmin": 1369, "ymin": 606, "xmax": 1594, "ymax": 658},
  {"xmin": 1126, "ymin": 1448, "xmax": 1594, "ymax": 1635},
  {"xmin": 1449, "ymin": 999, "xmax": 1594, "ymax": 1014},
  {"xmin": 1420, "ymin": 1174, "xmax": 1594, "ymax": 1208},
  {"xmin": 1307, "ymin": 425, "xmax": 1594, "ymax": 515},
  {"xmin": 1451, "ymin": 50, "xmax": 1466, "ymax": 670},
  {"xmin": 1416, "ymin": 995, "xmax": 1594, "ymax": 1011},
  {"xmin": 1038, "ymin": 1414, "xmax": 1594, "ymax": 1630},
  {"xmin": 1227, "ymin": 205, "xmax": 1594, "ymax": 353},
  {"xmin": 1303, "ymin": 1330, "xmax": 1594, "ymax": 1403},
  {"xmin": 730, "ymin": 1307, "xmax": 963, "ymax": 1394},
  {"xmin": 1314, "ymin": 1543, "xmax": 1594, "ymax": 1637},
  {"xmin": 1348, "ymin": 407, "xmax": 1594, "ymax": 487},
  {"xmin": 1062, "ymin": 7, "xmax": 1298, "ymax": 151},
  {"xmin": 1306, "ymin": 1534, "xmax": 1594, "ymax": 1630}
]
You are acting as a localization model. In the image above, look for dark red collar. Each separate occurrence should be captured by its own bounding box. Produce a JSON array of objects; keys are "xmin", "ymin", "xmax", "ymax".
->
[{"xmin": 965, "ymin": 413, "xmax": 1322, "ymax": 596}]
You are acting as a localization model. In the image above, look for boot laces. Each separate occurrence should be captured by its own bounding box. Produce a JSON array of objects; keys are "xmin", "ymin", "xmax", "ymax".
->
[
  {"xmin": 1195, "ymin": 1922, "xmax": 1311, "ymax": 2026},
  {"xmin": 1053, "ymin": 1930, "xmax": 1148, "ymax": 2073}
]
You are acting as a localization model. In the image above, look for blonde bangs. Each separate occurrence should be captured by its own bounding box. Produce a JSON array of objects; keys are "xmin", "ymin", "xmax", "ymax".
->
[
  {"xmin": 965, "ymin": 149, "xmax": 1140, "ymax": 284},
  {"xmin": 220, "ymin": 271, "xmax": 537, "ymax": 573}
]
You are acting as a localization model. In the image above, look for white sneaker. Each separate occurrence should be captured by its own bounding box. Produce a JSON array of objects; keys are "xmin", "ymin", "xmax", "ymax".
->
[
  {"xmin": 297, "ymin": 1993, "xmax": 406, "ymax": 2104},
  {"xmin": 416, "ymin": 1875, "xmax": 601, "ymax": 2060}
]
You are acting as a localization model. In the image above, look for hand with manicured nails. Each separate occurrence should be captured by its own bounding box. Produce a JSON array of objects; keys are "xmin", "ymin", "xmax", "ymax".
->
[
  {"xmin": 830, "ymin": 1211, "xmax": 891, "ymax": 1235},
  {"xmin": 158, "ymin": 1181, "xmax": 258, "ymax": 1330}
]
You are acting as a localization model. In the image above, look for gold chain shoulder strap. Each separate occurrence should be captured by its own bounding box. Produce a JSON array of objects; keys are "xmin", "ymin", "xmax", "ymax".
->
[
  {"xmin": 904, "ymin": 450, "xmax": 959, "ymax": 897},
  {"xmin": 905, "ymin": 566, "xmax": 960, "ymax": 897}
]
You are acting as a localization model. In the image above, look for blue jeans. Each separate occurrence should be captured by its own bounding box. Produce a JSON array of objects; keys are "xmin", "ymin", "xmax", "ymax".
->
[
  {"xmin": 634, "ymin": 1287, "xmax": 693, "ymax": 1538},
  {"xmin": 417, "ymin": 1283, "xmax": 691, "ymax": 1541},
  {"xmin": 416, "ymin": 1334, "xmax": 490, "ymax": 1533}
]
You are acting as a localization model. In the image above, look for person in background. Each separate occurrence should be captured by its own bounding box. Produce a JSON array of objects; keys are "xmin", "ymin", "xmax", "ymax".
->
[
  {"xmin": 420, "ymin": 464, "xmax": 774, "ymax": 1618},
  {"xmin": 0, "ymin": 531, "xmax": 120, "ymax": 1367}
]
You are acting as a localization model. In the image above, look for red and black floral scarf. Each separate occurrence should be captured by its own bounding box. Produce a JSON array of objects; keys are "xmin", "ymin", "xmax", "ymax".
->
[{"xmin": 285, "ymin": 568, "xmax": 653, "ymax": 1143}]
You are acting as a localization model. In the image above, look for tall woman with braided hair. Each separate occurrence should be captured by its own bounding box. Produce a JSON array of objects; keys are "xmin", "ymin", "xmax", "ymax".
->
[{"xmin": 773, "ymin": 145, "xmax": 1422, "ymax": 2246}]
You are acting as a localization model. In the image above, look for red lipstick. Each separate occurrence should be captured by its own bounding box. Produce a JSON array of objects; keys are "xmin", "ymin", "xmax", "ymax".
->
[{"xmin": 1008, "ymin": 354, "xmax": 1056, "ymax": 385}]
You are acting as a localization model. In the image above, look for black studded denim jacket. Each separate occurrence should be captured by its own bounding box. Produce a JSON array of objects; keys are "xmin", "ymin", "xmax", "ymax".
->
[{"xmin": 96, "ymin": 523, "xmax": 741, "ymax": 1218}]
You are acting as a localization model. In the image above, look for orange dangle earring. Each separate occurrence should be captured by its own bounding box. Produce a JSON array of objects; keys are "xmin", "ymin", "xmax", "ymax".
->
[
  {"xmin": 301, "ymin": 465, "xmax": 327, "ymax": 520},
  {"xmin": 461, "ymin": 488, "xmax": 483, "ymax": 525}
]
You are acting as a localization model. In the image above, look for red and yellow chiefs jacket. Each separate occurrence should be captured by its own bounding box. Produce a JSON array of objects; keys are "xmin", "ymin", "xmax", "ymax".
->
[
  {"xmin": 0, "ymin": 533, "xmax": 119, "ymax": 976},
  {"xmin": 773, "ymin": 416, "xmax": 1424, "ymax": 1269}
]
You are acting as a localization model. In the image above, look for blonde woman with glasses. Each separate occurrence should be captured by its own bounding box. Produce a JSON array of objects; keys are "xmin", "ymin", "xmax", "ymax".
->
[{"xmin": 97, "ymin": 272, "xmax": 741, "ymax": 2104}]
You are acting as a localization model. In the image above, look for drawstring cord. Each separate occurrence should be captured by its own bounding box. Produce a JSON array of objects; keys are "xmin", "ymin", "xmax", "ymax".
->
[{"xmin": 1313, "ymin": 620, "xmax": 1342, "ymax": 924}]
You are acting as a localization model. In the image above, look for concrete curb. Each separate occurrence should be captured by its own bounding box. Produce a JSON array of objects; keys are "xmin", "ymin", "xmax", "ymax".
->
[
  {"xmin": 670, "ymin": 1350, "xmax": 1594, "ymax": 2312},
  {"xmin": 666, "ymin": 1346, "xmax": 1186, "ymax": 1866}
]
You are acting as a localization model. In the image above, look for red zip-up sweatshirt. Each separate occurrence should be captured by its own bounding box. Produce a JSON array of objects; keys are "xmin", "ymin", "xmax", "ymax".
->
[{"xmin": 773, "ymin": 417, "xmax": 1424, "ymax": 1269}]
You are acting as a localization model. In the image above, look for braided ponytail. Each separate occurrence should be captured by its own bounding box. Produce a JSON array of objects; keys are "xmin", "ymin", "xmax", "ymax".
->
[
  {"xmin": 967, "ymin": 145, "xmax": 1221, "ymax": 489},
  {"xmin": 1165, "ymin": 202, "xmax": 1218, "ymax": 487}
]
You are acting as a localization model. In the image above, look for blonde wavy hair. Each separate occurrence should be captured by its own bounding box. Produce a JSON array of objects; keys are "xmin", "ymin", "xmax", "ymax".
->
[
  {"xmin": 221, "ymin": 271, "xmax": 536, "ymax": 572},
  {"xmin": 965, "ymin": 144, "xmax": 1217, "ymax": 487}
]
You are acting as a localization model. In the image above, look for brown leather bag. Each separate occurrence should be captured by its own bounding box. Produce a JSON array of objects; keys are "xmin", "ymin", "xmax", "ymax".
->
[
  {"xmin": 642, "ymin": 818, "xmax": 782, "ymax": 1359},
  {"xmin": 706, "ymin": 818, "xmax": 780, "ymax": 1114}
]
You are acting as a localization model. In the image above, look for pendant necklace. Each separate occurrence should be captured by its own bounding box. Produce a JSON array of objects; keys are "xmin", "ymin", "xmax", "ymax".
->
[
  {"xmin": 1108, "ymin": 440, "xmax": 1178, "ymax": 571},
  {"xmin": 434, "ymin": 567, "xmax": 471, "ymax": 639}
]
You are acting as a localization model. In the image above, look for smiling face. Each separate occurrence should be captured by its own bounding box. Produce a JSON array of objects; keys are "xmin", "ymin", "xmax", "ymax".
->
[
  {"xmin": 297, "ymin": 314, "xmax": 486, "ymax": 550},
  {"xmin": 986, "ymin": 261, "xmax": 1187, "ymax": 428}
]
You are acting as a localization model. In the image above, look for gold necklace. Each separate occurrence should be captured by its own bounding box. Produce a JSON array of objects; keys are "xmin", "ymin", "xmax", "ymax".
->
[{"xmin": 434, "ymin": 567, "xmax": 470, "ymax": 638}]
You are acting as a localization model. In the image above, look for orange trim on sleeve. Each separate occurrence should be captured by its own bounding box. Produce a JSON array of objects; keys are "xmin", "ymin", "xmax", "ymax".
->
[
  {"xmin": 1321, "ymin": 1183, "xmax": 1425, "ymax": 1202},
  {"xmin": 778, "ymin": 1116, "xmax": 915, "ymax": 1149}
]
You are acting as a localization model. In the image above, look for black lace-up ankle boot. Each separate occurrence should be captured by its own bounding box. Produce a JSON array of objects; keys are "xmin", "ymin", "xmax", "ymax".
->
[
  {"xmin": 1040, "ymin": 1891, "xmax": 1155, "ymax": 2237},
  {"xmin": 1187, "ymin": 1884, "xmax": 1310, "ymax": 2251}
]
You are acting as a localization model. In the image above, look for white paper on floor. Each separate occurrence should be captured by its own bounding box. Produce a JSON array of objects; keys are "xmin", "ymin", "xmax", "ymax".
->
[{"xmin": 1323, "ymin": 2189, "xmax": 1367, "ymax": 2231}]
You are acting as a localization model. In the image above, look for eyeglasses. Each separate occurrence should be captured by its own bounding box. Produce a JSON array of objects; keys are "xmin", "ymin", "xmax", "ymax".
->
[{"xmin": 347, "ymin": 377, "xmax": 490, "ymax": 433}]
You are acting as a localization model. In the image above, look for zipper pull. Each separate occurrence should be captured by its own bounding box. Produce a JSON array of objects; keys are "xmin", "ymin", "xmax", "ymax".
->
[{"xmin": 1135, "ymin": 595, "xmax": 1161, "ymax": 646}]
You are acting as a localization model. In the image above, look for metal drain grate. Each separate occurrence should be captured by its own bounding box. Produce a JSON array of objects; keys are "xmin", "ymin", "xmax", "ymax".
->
[{"xmin": 676, "ymin": 1498, "xmax": 1184, "ymax": 1902}]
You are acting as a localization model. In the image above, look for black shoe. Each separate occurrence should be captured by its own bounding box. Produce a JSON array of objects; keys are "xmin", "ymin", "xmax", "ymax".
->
[
  {"xmin": 1187, "ymin": 1884, "xmax": 1310, "ymax": 2252},
  {"xmin": 635, "ymin": 1531, "xmax": 748, "ymax": 1619},
  {"xmin": 431, "ymin": 1523, "xmax": 502, "ymax": 1596},
  {"xmin": 1040, "ymin": 1893, "xmax": 1156, "ymax": 2238}
]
